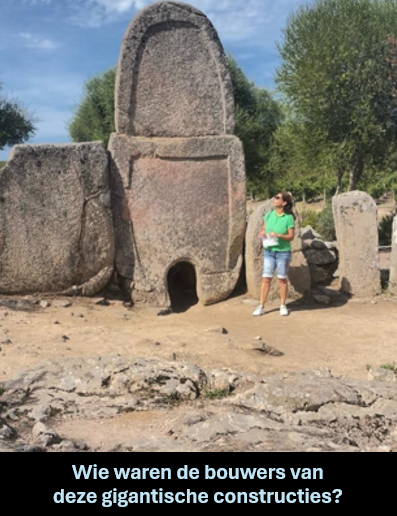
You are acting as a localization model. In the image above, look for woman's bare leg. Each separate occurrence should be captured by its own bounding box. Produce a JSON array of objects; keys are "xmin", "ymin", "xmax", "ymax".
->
[
  {"xmin": 278, "ymin": 278, "xmax": 288, "ymax": 305},
  {"xmin": 260, "ymin": 278, "xmax": 272, "ymax": 307}
]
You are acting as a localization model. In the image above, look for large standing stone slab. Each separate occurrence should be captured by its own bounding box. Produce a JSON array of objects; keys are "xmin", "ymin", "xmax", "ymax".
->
[
  {"xmin": 390, "ymin": 215, "xmax": 397, "ymax": 296},
  {"xmin": 115, "ymin": 1, "xmax": 234, "ymax": 137},
  {"xmin": 0, "ymin": 143, "xmax": 114, "ymax": 295},
  {"xmin": 110, "ymin": 2, "xmax": 246, "ymax": 307},
  {"xmin": 332, "ymin": 191, "xmax": 381, "ymax": 297},
  {"xmin": 109, "ymin": 135, "xmax": 245, "ymax": 306},
  {"xmin": 245, "ymin": 201, "xmax": 311, "ymax": 301}
]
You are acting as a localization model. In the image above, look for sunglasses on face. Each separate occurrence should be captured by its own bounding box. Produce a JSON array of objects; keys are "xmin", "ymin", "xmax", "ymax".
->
[{"xmin": 274, "ymin": 195, "xmax": 282, "ymax": 200}]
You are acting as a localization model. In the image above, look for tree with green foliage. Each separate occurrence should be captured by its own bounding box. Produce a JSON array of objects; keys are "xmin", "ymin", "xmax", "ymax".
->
[
  {"xmin": 277, "ymin": 0, "xmax": 397, "ymax": 192},
  {"xmin": 228, "ymin": 56, "xmax": 283, "ymax": 198},
  {"xmin": 0, "ymin": 82, "xmax": 35, "ymax": 151},
  {"xmin": 69, "ymin": 58, "xmax": 282, "ymax": 198},
  {"xmin": 69, "ymin": 68, "xmax": 116, "ymax": 147}
]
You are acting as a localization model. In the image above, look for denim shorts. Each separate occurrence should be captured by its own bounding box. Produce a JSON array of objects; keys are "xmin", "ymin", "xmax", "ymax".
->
[{"xmin": 263, "ymin": 250, "xmax": 292, "ymax": 279}]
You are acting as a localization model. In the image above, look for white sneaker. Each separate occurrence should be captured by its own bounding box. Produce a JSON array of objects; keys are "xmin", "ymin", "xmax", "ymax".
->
[
  {"xmin": 280, "ymin": 305, "xmax": 289, "ymax": 316},
  {"xmin": 252, "ymin": 305, "xmax": 265, "ymax": 316}
]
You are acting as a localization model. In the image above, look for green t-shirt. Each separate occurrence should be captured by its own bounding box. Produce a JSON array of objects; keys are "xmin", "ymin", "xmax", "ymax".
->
[{"xmin": 264, "ymin": 210, "xmax": 295, "ymax": 252}]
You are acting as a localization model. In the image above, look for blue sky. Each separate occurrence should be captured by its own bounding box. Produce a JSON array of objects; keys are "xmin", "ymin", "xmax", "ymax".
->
[{"xmin": 0, "ymin": 0, "xmax": 311, "ymax": 160}]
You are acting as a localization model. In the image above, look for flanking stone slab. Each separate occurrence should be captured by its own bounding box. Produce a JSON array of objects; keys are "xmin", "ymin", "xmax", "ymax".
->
[
  {"xmin": 245, "ymin": 201, "xmax": 311, "ymax": 301},
  {"xmin": 0, "ymin": 143, "xmax": 114, "ymax": 295},
  {"xmin": 115, "ymin": 1, "xmax": 234, "ymax": 137},
  {"xmin": 390, "ymin": 215, "xmax": 397, "ymax": 296},
  {"xmin": 109, "ymin": 134, "xmax": 246, "ymax": 306},
  {"xmin": 332, "ymin": 191, "xmax": 381, "ymax": 297}
]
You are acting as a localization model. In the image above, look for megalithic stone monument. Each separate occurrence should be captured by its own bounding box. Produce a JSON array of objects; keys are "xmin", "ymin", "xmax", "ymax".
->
[
  {"xmin": 109, "ymin": 2, "xmax": 247, "ymax": 307},
  {"xmin": 332, "ymin": 191, "xmax": 381, "ymax": 297}
]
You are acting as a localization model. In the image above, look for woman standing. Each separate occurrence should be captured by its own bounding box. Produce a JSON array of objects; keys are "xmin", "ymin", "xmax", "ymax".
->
[{"xmin": 252, "ymin": 192, "xmax": 295, "ymax": 317}]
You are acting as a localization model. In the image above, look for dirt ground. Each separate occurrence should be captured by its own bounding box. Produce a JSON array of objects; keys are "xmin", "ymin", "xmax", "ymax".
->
[{"xmin": 1, "ymin": 291, "xmax": 396, "ymax": 385}]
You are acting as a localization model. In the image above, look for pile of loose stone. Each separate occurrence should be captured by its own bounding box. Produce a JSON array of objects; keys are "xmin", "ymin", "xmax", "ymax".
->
[
  {"xmin": 1, "ymin": 356, "xmax": 396, "ymax": 452},
  {"xmin": 301, "ymin": 226, "xmax": 338, "ymax": 287}
]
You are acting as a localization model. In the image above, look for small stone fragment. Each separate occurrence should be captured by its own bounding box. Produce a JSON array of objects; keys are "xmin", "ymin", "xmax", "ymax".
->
[{"xmin": 205, "ymin": 326, "xmax": 228, "ymax": 335}]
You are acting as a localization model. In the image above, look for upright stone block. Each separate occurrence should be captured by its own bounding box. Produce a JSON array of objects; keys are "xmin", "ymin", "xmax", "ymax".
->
[
  {"xmin": 115, "ymin": 1, "xmax": 235, "ymax": 137},
  {"xmin": 332, "ymin": 191, "xmax": 381, "ymax": 297},
  {"xmin": 390, "ymin": 215, "xmax": 397, "ymax": 296},
  {"xmin": 0, "ymin": 143, "xmax": 114, "ymax": 295},
  {"xmin": 245, "ymin": 201, "xmax": 311, "ymax": 301},
  {"xmin": 110, "ymin": 2, "xmax": 246, "ymax": 307}
]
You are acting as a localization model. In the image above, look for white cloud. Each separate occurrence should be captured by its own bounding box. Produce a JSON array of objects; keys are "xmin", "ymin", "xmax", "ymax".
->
[
  {"xmin": 21, "ymin": 0, "xmax": 307, "ymax": 48},
  {"xmin": 19, "ymin": 32, "xmax": 58, "ymax": 50}
]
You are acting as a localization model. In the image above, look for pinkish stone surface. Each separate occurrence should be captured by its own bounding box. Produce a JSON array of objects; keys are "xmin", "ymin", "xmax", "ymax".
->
[{"xmin": 109, "ymin": 135, "xmax": 246, "ymax": 306}]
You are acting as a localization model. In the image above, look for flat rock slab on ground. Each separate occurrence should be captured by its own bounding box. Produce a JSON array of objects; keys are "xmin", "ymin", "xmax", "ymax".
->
[{"xmin": 1, "ymin": 356, "xmax": 397, "ymax": 452}]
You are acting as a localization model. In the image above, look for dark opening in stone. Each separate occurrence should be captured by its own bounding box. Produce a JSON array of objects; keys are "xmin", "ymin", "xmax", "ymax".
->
[{"xmin": 167, "ymin": 262, "xmax": 198, "ymax": 312}]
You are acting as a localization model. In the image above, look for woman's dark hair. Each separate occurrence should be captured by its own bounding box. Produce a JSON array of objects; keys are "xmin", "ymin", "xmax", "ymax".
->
[{"xmin": 281, "ymin": 191, "xmax": 296, "ymax": 220}]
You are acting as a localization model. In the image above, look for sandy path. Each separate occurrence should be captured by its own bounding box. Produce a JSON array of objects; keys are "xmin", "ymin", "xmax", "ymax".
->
[{"xmin": 1, "ymin": 294, "xmax": 396, "ymax": 383}]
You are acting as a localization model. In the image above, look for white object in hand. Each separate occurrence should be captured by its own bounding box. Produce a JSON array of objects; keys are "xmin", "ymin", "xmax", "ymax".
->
[{"xmin": 262, "ymin": 235, "xmax": 278, "ymax": 248}]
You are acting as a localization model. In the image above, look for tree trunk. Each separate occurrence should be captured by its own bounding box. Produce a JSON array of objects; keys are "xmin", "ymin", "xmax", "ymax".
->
[
  {"xmin": 349, "ymin": 153, "xmax": 364, "ymax": 191},
  {"xmin": 335, "ymin": 169, "xmax": 344, "ymax": 195}
]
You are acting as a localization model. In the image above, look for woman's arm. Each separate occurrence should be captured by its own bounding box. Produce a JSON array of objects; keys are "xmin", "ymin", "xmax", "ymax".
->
[{"xmin": 269, "ymin": 228, "xmax": 295, "ymax": 242}]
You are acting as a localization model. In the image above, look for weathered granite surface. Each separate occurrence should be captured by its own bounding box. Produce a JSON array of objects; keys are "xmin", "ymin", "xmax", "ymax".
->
[
  {"xmin": 109, "ymin": 135, "xmax": 246, "ymax": 306},
  {"xmin": 0, "ymin": 143, "xmax": 114, "ymax": 295},
  {"xmin": 333, "ymin": 192, "xmax": 381, "ymax": 297},
  {"xmin": 115, "ymin": 1, "xmax": 235, "ymax": 137},
  {"xmin": 1, "ymin": 356, "xmax": 397, "ymax": 452},
  {"xmin": 110, "ymin": 2, "xmax": 246, "ymax": 307}
]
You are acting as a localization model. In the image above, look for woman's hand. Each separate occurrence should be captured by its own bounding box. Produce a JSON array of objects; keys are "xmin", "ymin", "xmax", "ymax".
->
[
  {"xmin": 269, "ymin": 232, "xmax": 278, "ymax": 238},
  {"xmin": 258, "ymin": 230, "xmax": 266, "ymax": 239}
]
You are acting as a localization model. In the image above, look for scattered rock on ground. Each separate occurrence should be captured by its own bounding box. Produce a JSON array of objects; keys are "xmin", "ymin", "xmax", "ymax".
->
[{"xmin": 205, "ymin": 326, "xmax": 228, "ymax": 335}]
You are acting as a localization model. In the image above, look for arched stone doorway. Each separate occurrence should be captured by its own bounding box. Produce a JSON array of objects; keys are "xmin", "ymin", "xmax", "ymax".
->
[{"xmin": 167, "ymin": 262, "xmax": 198, "ymax": 312}]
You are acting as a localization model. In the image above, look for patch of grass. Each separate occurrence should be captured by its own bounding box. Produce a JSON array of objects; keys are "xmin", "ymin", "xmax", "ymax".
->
[
  {"xmin": 0, "ymin": 161, "xmax": 6, "ymax": 171},
  {"xmin": 204, "ymin": 388, "xmax": 230, "ymax": 400},
  {"xmin": 380, "ymin": 363, "xmax": 397, "ymax": 375}
]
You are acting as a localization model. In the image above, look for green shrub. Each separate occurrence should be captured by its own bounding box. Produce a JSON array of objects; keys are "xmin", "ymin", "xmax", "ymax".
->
[
  {"xmin": 381, "ymin": 363, "xmax": 397, "ymax": 375},
  {"xmin": 299, "ymin": 208, "xmax": 320, "ymax": 229},
  {"xmin": 379, "ymin": 211, "xmax": 396, "ymax": 246},
  {"xmin": 299, "ymin": 203, "xmax": 336, "ymax": 241},
  {"xmin": 204, "ymin": 388, "xmax": 230, "ymax": 400},
  {"xmin": 316, "ymin": 203, "xmax": 336, "ymax": 241}
]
